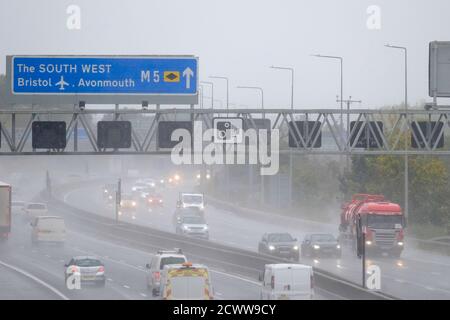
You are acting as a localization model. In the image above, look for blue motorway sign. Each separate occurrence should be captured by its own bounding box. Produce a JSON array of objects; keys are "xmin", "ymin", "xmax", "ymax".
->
[{"xmin": 10, "ymin": 56, "xmax": 198, "ymax": 96}]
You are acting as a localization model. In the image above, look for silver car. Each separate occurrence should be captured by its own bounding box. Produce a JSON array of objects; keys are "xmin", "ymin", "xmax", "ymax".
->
[
  {"xmin": 64, "ymin": 256, "xmax": 106, "ymax": 287},
  {"xmin": 175, "ymin": 215, "xmax": 209, "ymax": 240}
]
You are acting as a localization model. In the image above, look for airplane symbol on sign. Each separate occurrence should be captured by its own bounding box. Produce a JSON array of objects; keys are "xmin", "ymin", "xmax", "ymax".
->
[{"xmin": 55, "ymin": 76, "xmax": 70, "ymax": 90}]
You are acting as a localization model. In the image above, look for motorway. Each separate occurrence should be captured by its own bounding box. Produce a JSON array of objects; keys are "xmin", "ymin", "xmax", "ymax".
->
[
  {"xmin": 61, "ymin": 176, "xmax": 450, "ymax": 300},
  {"xmin": 0, "ymin": 204, "xmax": 266, "ymax": 300},
  {"xmin": 0, "ymin": 175, "xmax": 337, "ymax": 300}
]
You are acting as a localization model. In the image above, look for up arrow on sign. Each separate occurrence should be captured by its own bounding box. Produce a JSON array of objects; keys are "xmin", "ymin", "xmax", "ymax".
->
[{"xmin": 183, "ymin": 67, "xmax": 194, "ymax": 89}]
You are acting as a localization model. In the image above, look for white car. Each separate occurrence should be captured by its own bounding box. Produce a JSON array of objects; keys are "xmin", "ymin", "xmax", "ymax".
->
[
  {"xmin": 260, "ymin": 264, "xmax": 314, "ymax": 300},
  {"xmin": 23, "ymin": 203, "xmax": 48, "ymax": 220},
  {"xmin": 31, "ymin": 216, "xmax": 65, "ymax": 245},
  {"xmin": 145, "ymin": 249, "xmax": 187, "ymax": 296}
]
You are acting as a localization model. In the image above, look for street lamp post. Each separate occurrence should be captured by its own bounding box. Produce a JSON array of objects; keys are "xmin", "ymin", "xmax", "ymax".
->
[
  {"xmin": 311, "ymin": 54, "xmax": 344, "ymax": 136},
  {"xmin": 385, "ymin": 44, "xmax": 409, "ymax": 221},
  {"xmin": 236, "ymin": 86, "xmax": 264, "ymax": 116},
  {"xmin": 201, "ymin": 81, "xmax": 214, "ymax": 109},
  {"xmin": 270, "ymin": 65, "xmax": 294, "ymax": 208},
  {"xmin": 270, "ymin": 66, "xmax": 294, "ymax": 109},
  {"xmin": 209, "ymin": 76, "xmax": 229, "ymax": 111}
]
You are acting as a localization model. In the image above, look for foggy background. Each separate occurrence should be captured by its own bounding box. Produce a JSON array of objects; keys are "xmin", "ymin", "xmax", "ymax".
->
[{"xmin": 1, "ymin": 0, "xmax": 450, "ymax": 109}]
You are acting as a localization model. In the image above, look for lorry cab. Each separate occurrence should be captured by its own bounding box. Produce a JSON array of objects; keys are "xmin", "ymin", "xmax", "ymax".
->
[
  {"xmin": 177, "ymin": 193, "xmax": 205, "ymax": 211},
  {"xmin": 31, "ymin": 216, "xmax": 66, "ymax": 244},
  {"xmin": 261, "ymin": 264, "xmax": 314, "ymax": 300},
  {"xmin": 160, "ymin": 262, "xmax": 213, "ymax": 300}
]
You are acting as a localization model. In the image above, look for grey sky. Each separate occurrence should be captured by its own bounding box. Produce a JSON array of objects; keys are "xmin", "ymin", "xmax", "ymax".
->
[{"xmin": 1, "ymin": 0, "xmax": 449, "ymax": 108}]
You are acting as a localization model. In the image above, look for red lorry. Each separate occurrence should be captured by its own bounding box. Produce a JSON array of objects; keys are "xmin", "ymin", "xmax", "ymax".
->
[{"xmin": 339, "ymin": 194, "xmax": 406, "ymax": 258}]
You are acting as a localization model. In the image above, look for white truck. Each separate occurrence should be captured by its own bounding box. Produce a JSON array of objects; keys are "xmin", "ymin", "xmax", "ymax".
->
[
  {"xmin": 177, "ymin": 193, "xmax": 205, "ymax": 211},
  {"xmin": 0, "ymin": 182, "xmax": 12, "ymax": 241}
]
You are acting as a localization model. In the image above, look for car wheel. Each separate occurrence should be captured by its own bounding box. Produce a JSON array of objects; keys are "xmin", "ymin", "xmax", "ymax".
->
[{"xmin": 152, "ymin": 288, "xmax": 158, "ymax": 297}]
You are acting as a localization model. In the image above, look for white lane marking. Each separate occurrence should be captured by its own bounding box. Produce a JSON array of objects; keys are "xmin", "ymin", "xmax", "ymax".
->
[
  {"xmin": 140, "ymin": 293, "xmax": 147, "ymax": 297},
  {"xmin": 394, "ymin": 279, "xmax": 405, "ymax": 283},
  {"xmin": 431, "ymin": 272, "xmax": 441, "ymax": 276},
  {"xmin": 123, "ymin": 285, "xmax": 131, "ymax": 289},
  {"xmin": 71, "ymin": 247, "xmax": 146, "ymax": 273},
  {"xmin": 45, "ymin": 254, "xmax": 51, "ymax": 258},
  {"xmin": 210, "ymin": 269, "xmax": 261, "ymax": 286},
  {"xmin": 107, "ymin": 278, "xmax": 114, "ymax": 282},
  {"xmin": 215, "ymin": 291, "xmax": 223, "ymax": 296},
  {"xmin": 425, "ymin": 286, "xmax": 436, "ymax": 291},
  {"xmin": 0, "ymin": 259, "xmax": 69, "ymax": 301}
]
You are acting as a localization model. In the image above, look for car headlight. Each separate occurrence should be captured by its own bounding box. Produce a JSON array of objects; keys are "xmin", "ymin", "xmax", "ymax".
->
[
  {"xmin": 366, "ymin": 241, "xmax": 372, "ymax": 246},
  {"xmin": 118, "ymin": 211, "xmax": 122, "ymax": 216},
  {"xmin": 203, "ymin": 225, "xmax": 208, "ymax": 230},
  {"xmin": 132, "ymin": 187, "xmax": 137, "ymax": 191},
  {"xmin": 132, "ymin": 201, "xmax": 137, "ymax": 206},
  {"xmin": 108, "ymin": 195, "xmax": 113, "ymax": 200},
  {"xmin": 150, "ymin": 183, "xmax": 155, "ymax": 187},
  {"xmin": 159, "ymin": 199, "xmax": 163, "ymax": 203},
  {"xmin": 196, "ymin": 174, "xmax": 201, "ymax": 179},
  {"xmin": 268, "ymin": 245, "xmax": 275, "ymax": 251},
  {"xmin": 160, "ymin": 179, "xmax": 164, "ymax": 184},
  {"xmin": 183, "ymin": 225, "xmax": 189, "ymax": 230},
  {"xmin": 149, "ymin": 199, "xmax": 153, "ymax": 203},
  {"xmin": 293, "ymin": 245, "xmax": 299, "ymax": 250},
  {"xmin": 336, "ymin": 244, "xmax": 341, "ymax": 249},
  {"xmin": 313, "ymin": 245, "xmax": 320, "ymax": 250},
  {"xmin": 397, "ymin": 241, "xmax": 404, "ymax": 246},
  {"xmin": 104, "ymin": 189, "xmax": 108, "ymax": 193},
  {"xmin": 174, "ymin": 174, "xmax": 180, "ymax": 181},
  {"xmin": 206, "ymin": 174, "xmax": 211, "ymax": 180}
]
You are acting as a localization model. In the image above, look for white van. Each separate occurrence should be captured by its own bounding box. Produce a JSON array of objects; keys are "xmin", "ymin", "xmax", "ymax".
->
[
  {"xmin": 31, "ymin": 216, "xmax": 66, "ymax": 244},
  {"xmin": 160, "ymin": 262, "xmax": 213, "ymax": 300},
  {"xmin": 260, "ymin": 264, "xmax": 314, "ymax": 300}
]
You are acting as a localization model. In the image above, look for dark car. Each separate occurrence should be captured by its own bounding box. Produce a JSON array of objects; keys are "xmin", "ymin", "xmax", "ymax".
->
[
  {"xmin": 258, "ymin": 233, "xmax": 299, "ymax": 261},
  {"xmin": 140, "ymin": 189, "xmax": 164, "ymax": 210},
  {"xmin": 301, "ymin": 233, "xmax": 342, "ymax": 258}
]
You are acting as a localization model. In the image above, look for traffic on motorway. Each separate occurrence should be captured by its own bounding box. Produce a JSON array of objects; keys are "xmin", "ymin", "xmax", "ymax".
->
[{"xmin": 1, "ymin": 0, "xmax": 450, "ymax": 309}]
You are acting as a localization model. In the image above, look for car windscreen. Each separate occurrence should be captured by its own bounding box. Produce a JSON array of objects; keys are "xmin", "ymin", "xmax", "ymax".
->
[
  {"xmin": 27, "ymin": 204, "xmax": 47, "ymax": 210},
  {"xmin": 160, "ymin": 257, "xmax": 186, "ymax": 269},
  {"xmin": 182, "ymin": 195, "xmax": 203, "ymax": 204},
  {"xmin": 181, "ymin": 207, "xmax": 202, "ymax": 215},
  {"xmin": 311, "ymin": 234, "xmax": 335, "ymax": 243},
  {"xmin": 75, "ymin": 259, "xmax": 102, "ymax": 267},
  {"xmin": 37, "ymin": 218, "xmax": 64, "ymax": 229},
  {"xmin": 182, "ymin": 216, "xmax": 205, "ymax": 224},
  {"xmin": 367, "ymin": 215, "xmax": 404, "ymax": 229},
  {"xmin": 268, "ymin": 233, "xmax": 293, "ymax": 242}
]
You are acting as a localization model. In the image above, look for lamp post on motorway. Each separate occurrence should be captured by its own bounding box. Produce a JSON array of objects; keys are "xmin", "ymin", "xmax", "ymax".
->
[
  {"xmin": 336, "ymin": 95, "xmax": 362, "ymax": 168},
  {"xmin": 311, "ymin": 54, "xmax": 344, "ymax": 134},
  {"xmin": 209, "ymin": 76, "xmax": 229, "ymax": 111},
  {"xmin": 236, "ymin": 86, "xmax": 264, "ymax": 117},
  {"xmin": 201, "ymin": 81, "xmax": 214, "ymax": 109},
  {"xmin": 385, "ymin": 44, "xmax": 409, "ymax": 221},
  {"xmin": 270, "ymin": 65, "xmax": 294, "ymax": 208}
]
